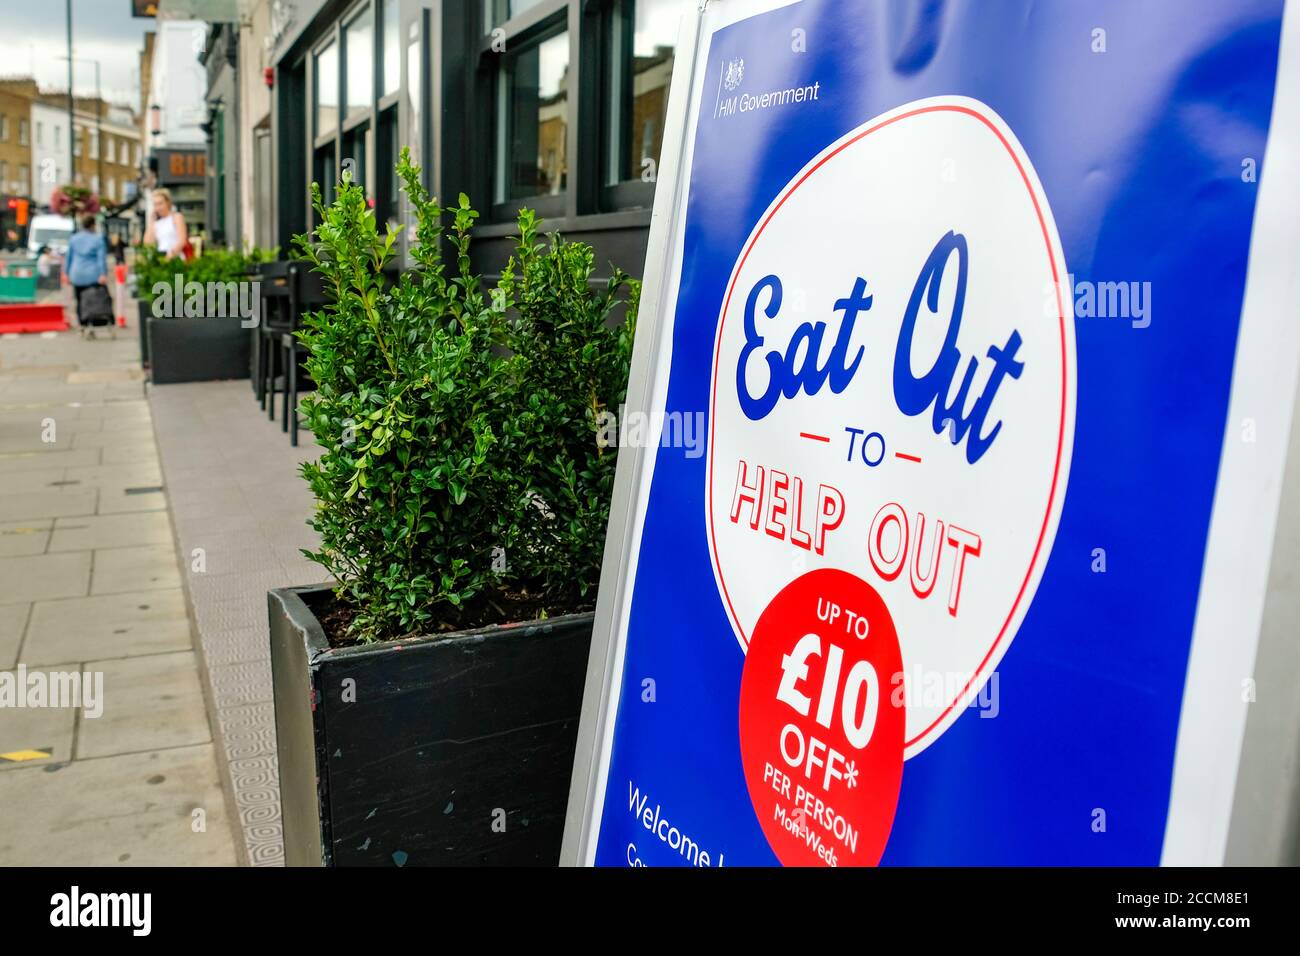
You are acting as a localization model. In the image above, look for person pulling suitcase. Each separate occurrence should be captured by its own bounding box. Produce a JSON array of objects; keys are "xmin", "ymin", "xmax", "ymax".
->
[{"xmin": 64, "ymin": 213, "xmax": 110, "ymax": 338}]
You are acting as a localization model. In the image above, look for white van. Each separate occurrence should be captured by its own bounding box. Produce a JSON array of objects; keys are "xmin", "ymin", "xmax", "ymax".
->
[{"xmin": 26, "ymin": 214, "xmax": 75, "ymax": 256}]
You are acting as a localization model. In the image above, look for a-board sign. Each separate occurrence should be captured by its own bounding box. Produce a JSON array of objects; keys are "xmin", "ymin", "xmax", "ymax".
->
[{"xmin": 562, "ymin": 0, "xmax": 1300, "ymax": 865}]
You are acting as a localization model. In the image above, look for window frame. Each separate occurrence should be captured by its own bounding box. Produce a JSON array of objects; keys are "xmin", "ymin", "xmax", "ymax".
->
[
  {"xmin": 343, "ymin": 3, "xmax": 376, "ymax": 122},
  {"xmin": 307, "ymin": 2, "xmax": 362, "ymax": 221},
  {"xmin": 485, "ymin": 9, "xmax": 573, "ymax": 222},
  {"xmin": 461, "ymin": 0, "xmax": 662, "ymax": 236},
  {"xmin": 595, "ymin": 0, "xmax": 673, "ymax": 212},
  {"xmin": 377, "ymin": 0, "xmax": 402, "ymax": 102},
  {"xmin": 312, "ymin": 34, "xmax": 342, "ymax": 151}
]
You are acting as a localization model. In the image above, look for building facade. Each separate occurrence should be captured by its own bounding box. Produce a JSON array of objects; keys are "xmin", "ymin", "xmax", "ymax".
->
[
  {"xmin": 28, "ymin": 100, "xmax": 142, "ymax": 208},
  {"xmin": 0, "ymin": 79, "xmax": 37, "ymax": 201},
  {"xmin": 143, "ymin": 18, "xmax": 210, "ymax": 238},
  {"xmin": 252, "ymin": 0, "xmax": 675, "ymax": 280}
]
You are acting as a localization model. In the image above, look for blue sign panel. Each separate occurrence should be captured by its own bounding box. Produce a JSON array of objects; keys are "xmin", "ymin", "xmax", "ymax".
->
[{"xmin": 568, "ymin": 0, "xmax": 1300, "ymax": 866}]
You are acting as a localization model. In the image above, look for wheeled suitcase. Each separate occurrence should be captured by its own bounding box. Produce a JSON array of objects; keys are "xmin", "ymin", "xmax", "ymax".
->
[{"xmin": 77, "ymin": 284, "xmax": 116, "ymax": 338}]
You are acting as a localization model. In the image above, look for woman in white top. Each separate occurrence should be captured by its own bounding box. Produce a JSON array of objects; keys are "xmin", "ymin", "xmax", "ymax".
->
[{"xmin": 143, "ymin": 188, "xmax": 189, "ymax": 259}]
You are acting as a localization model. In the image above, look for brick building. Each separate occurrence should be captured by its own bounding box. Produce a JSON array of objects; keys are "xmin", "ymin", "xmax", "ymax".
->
[{"xmin": 0, "ymin": 78, "xmax": 37, "ymax": 199}]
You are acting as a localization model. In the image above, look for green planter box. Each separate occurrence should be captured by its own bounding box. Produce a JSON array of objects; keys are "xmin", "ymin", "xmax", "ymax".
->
[
  {"xmin": 0, "ymin": 261, "xmax": 38, "ymax": 303},
  {"xmin": 269, "ymin": 585, "xmax": 593, "ymax": 866},
  {"xmin": 147, "ymin": 315, "xmax": 252, "ymax": 385}
]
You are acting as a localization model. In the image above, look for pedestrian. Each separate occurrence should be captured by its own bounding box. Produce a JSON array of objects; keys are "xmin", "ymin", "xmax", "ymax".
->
[
  {"xmin": 108, "ymin": 232, "xmax": 127, "ymax": 266},
  {"xmin": 143, "ymin": 188, "xmax": 190, "ymax": 260},
  {"xmin": 64, "ymin": 213, "xmax": 108, "ymax": 328}
]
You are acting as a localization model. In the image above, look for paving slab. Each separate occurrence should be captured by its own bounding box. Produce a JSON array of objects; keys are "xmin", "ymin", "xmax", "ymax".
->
[
  {"xmin": 0, "ymin": 744, "xmax": 238, "ymax": 865},
  {"xmin": 0, "ymin": 448, "xmax": 102, "ymax": 473},
  {"xmin": 0, "ymin": 425, "xmax": 103, "ymax": 454},
  {"xmin": 0, "ymin": 518, "xmax": 52, "ymax": 558},
  {"xmin": 49, "ymin": 511, "xmax": 173, "ymax": 553},
  {"xmin": 70, "ymin": 427, "xmax": 156, "ymax": 450},
  {"xmin": 66, "ymin": 369, "xmax": 145, "ymax": 385},
  {"xmin": 61, "ymin": 463, "xmax": 164, "ymax": 487},
  {"xmin": 0, "ymin": 604, "xmax": 30, "ymax": 670},
  {"xmin": 0, "ymin": 551, "xmax": 91, "ymax": 606},
  {"xmin": 96, "ymin": 485, "xmax": 168, "ymax": 516},
  {"xmin": 76, "ymin": 651, "xmax": 211, "ymax": 759},
  {"xmin": 99, "ymin": 443, "xmax": 159, "ymax": 466},
  {"xmin": 91, "ymin": 545, "xmax": 182, "ymax": 595},
  {"xmin": 22, "ymin": 589, "xmax": 192, "ymax": 667},
  {"xmin": 0, "ymin": 489, "xmax": 98, "ymax": 522},
  {"xmin": 0, "ymin": 679, "xmax": 77, "ymax": 771},
  {"xmin": 0, "ymin": 468, "xmax": 69, "ymax": 494}
]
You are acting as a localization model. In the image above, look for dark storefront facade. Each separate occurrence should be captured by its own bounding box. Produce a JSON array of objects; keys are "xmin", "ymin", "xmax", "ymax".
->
[
  {"xmin": 203, "ymin": 24, "xmax": 242, "ymax": 247},
  {"xmin": 268, "ymin": 0, "xmax": 678, "ymax": 280}
]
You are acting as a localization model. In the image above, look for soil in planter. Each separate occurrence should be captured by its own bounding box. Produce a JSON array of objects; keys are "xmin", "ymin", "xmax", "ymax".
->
[{"xmin": 307, "ymin": 585, "xmax": 595, "ymax": 649}]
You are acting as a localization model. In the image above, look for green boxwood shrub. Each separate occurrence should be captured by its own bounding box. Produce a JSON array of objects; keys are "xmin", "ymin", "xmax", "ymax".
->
[
  {"xmin": 134, "ymin": 245, "xmax": 277, "ymax": 310},
  {"xmin": 295, "ymin": 149, "xmax": 638, "ymax": 642}
]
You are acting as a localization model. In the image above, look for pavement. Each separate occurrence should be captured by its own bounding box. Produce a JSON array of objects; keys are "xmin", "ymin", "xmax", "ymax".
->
[
  {"xmin": 149, "ymin": 378, "xmax": 326, "ymax": 866},
  {"xmin": 0, "ymin": 297, "xmax": 239, "ymax": 865}
]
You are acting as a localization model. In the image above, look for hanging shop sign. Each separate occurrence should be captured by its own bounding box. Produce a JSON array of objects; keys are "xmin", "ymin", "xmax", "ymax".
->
[{"xmin": 153, "ymin": 148, "xmax": 206, "ymax": 185}]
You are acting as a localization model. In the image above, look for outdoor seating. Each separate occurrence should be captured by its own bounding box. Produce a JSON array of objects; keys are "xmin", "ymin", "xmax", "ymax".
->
[
  {"xmin": 254, "ymin": 259, "xmax": 294, "ymax": 412},
  {"xmin": 281, "ymin": 266, "xmax": 327, "ymax": 446},
  {"xmin": 255, "ymin": 260, "xmax": 327, "ymax": 446}
]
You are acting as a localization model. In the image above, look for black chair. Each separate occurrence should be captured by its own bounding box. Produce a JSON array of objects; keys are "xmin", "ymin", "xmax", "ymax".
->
[
  {"xmin": 255, "ymin": 260, "xmax": 295, "ymax": 414},
  {"xmin": 281, "ymin": 266, "xmax": 329, "ymax": 446}
]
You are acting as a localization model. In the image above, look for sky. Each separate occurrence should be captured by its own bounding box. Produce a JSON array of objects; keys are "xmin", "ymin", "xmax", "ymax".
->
[{"xmin": 3, "ymin": 1, "xmax": 157, "ymax": 109}]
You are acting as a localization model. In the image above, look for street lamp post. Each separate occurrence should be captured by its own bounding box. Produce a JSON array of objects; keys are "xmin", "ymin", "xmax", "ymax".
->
[
  {"xmin": 65, "ymin": 0, "xmax": 73, "ymax": 186},
  {"xmin": 59, "ymin": 57, "xmax": 103, "ymax": 197}
]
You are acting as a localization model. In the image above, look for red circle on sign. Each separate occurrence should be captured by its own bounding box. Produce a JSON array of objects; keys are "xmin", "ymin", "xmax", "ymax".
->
[{"xmin": 739, "ymin": 569, "xmax": 905, "ymax": 866}]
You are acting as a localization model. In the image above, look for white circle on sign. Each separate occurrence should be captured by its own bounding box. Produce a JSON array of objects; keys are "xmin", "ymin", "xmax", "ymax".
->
[{"xmin": 706, "ymin": 96, "xmax": 1076, "ymax": 758}]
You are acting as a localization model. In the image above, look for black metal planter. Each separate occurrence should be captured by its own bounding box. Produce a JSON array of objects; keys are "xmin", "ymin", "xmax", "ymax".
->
[
  {"xmin": 147, "ymin": 316, "xmax": 253, "ymax": 385},
  {"xmin": 268, "ymin": 586, "xmax": 593, "ymax": 867}
]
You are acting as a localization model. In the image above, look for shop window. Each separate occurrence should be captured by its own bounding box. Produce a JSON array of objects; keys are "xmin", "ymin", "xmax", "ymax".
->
[
  {"xmin": 377, "ymin": 106, "xmax": 399, "ymax": 230},
  {"xmin": 407, "ymin": 16, "xmax": 422, "ymax": 159},
  {"xmin": 494, "ymin": 28, "xmax": 569, "ymax": 209},
  {"xmin": 485, "ymin": 0, "xmax": 548, "ymax": 29},
  {"xmin": 313, "ymin": 144, "xmax": 337, "ymax": 218},
  {"xmin": 341, "ymin": 123, "xmax": 369, "ymax": 196},
  {"xmin": 345, "ymin": 7, "xmax": 374, "ymax": 118},
  {"xmin": 603, "ymin": 0, "xmax": 676, "ymax": 209},
  {"xmin": 315, "ymin": 40, "xmax": 339, "ymax": 137},
  {"xmin": 381, "ymin": 0, "xmax": 401, "ymax": 97}
]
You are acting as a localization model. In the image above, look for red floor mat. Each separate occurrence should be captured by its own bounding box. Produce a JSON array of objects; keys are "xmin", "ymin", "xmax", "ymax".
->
[{"xmin": 0, "ymin": 304, "xmax": 70, "ymax": 334}]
